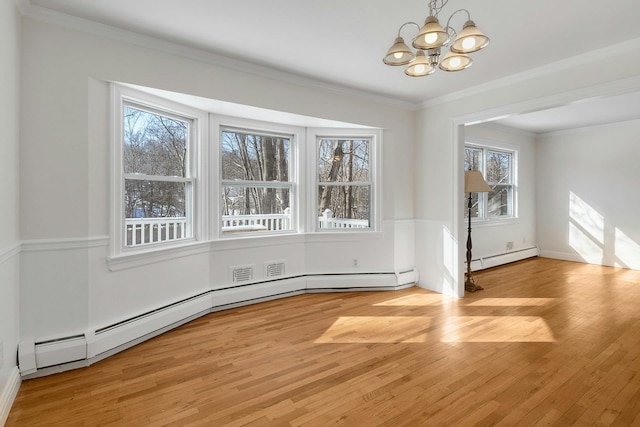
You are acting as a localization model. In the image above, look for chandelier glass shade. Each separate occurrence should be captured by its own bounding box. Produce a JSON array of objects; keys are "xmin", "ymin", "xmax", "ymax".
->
[
  {"xmin": 383, "ymin": 0, "xmax": 489, "ymax": 76},
  {"xmin": 405, "ymin": 50, "xmax": 435, "ymax": 77}
]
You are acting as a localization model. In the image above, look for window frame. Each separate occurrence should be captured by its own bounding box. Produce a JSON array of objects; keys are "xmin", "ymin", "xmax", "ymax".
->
[
  {"xmin": 464, "ymin": 142, "xmax": 517, "ymax": 223},
  {"xmin": 308, "ymin": 128, "xmax": 382, "ymax": 233},
  {"xmin": 110, "ymin": 85, "xmax": 208, "ymax": 257},
  {"xmin": 211, "ymin": 115, "xmax": 303, "ymax": 239}
]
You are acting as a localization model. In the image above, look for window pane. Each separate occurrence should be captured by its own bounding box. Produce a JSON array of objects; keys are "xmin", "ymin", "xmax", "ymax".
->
[
  {"xmin": 221, "ymin": 131, "xmax": 290, "ymax": 182},
  {"xmin": 464, "ymin": 147, "xmax": 482, "ymax": 171},
  {"xmin": 124, "ymin": 180, "xmax": 189, "ymax": 246},
  {"xmin": 318, "ymin": 139, "xmax": 370, "ymax": 182},
  {"xmin": 488, "ymin": 184, "xmax": 512, "ymax": 217},
  {"xmin": 125, "ymin": 180, "xmax": 187, "ymax": 218},
  {"xmin": 486, "ymin": 151, "xmax": 511, "ymax": 184},
  {"xmin": 221, "ymin": 185, "xmax": 292, "ymax": 233},
  {"xmin": 463, "ymin": 193, "xmax": 480, "ymax": 218},
  {"xmin": 317, "ymin": 185, "xmax": 370, "ymax": 229},
  {"xmin": 123, "ymin": 107, "xmax": 188, "ymax": 177}
]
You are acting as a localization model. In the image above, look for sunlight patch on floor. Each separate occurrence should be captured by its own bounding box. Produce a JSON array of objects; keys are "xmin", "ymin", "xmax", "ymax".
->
[
  {"xmin": 315, "ymin": 316, "xmax": 431, "ymax": 343},
  {"xmin": 442, "ymin": 316, "xmax": 556, "ymax": 342},
  {"xmin": 466, "ymin": 298, "xmax": 556, "ymax": 307},
  {"xmin": 374, "ymin": 293, "xmax": 455, "ymax": 306}
]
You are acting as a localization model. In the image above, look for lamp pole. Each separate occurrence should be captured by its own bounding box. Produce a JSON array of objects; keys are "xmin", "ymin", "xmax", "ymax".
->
[{"xmin": 465, "ymin": 192, "xmax": 483, "ymax": 292}]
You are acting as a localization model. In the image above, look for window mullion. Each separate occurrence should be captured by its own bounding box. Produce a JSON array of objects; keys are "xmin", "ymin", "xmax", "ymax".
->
[{"xmin": 124, "ymin": 174, "xmax": 192, "ymax": 183}]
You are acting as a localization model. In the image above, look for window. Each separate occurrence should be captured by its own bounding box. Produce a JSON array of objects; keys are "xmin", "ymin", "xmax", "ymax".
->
[
  {"xmin": 465, "ymin": 145, "xmax": 515, "ymax": 219},
  {"xmin": 220, "ymin": 128, "xmax": 293, "ymax": 234},
  {"xmin": 316, "ymin": 137, "xmax": 372, "ymax": 230},
  {"xmin": 122, "ymin": 104, "xmax": 195, "ymax": 246},
  {"xmin": 111, "ymin": 84, "xmax": 382, "ymax": 260}
]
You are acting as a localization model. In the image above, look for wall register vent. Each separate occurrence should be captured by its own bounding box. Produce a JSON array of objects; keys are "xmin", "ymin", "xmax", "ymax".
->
[
  {"xmin": 266, "ymin": 261, "xmax": 286, "ymax": 278},
  {"xmin": 232, "ymin": 265, "xmax": 254, "ymax": 283}
]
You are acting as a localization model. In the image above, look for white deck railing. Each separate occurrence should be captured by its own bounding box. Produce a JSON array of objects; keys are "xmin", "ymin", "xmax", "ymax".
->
[
  {"xmin": 126, "ymin": 209, "xmax": 368, "ymax": 245},
  {"xmin": 222, "ymin": 213, "xmax": 291, "ymax": 233},
  {"xmin": 126, "ymin": 217, "xmax": 188, "ymax": 246},
  {"xmin": 317, "ymin": 209, "xmax": 369, "ymax": 229}
]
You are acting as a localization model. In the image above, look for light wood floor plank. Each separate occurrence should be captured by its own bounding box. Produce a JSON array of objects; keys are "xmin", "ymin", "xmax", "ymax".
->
[{"xmin": 7, "ymin": 257, "xmax": 640, "ymax": 426}]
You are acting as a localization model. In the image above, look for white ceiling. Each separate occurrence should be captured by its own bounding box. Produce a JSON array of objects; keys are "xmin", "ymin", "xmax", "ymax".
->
[{"xmin": 23, "ymin": 0, "xmax": 640, "ymax": 132}]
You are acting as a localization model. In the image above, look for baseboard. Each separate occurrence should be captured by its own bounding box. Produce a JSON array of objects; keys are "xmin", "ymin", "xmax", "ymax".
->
[
  {"xmin": 0, "ymin": 367, "xmax": 21, "ymax": 425},
  {"xmin": 19, "ymin": 269, "xmax": 418, "ymax": 379},
  {"xmin": 538, "ymin": 250, "xmax": 584, "ymax": 263},
  {"xmin": 473, "ymin": 247, "xmax": 540, "ymax": 271}
]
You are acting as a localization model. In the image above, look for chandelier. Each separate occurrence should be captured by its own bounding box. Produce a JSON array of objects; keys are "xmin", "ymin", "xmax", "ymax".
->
[{"xmin": 382, "ymin": 0, "xmax": 489, "ymax": 77}]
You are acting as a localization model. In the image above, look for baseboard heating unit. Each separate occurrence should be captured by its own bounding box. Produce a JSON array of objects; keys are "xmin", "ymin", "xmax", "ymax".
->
[
  {"xmin": 18, "ymin": 268, "xmax": 418, "ymax": 378},
  {"xmin": 470, "ymin": 247, "xmax": 539, "ymax": 271}
]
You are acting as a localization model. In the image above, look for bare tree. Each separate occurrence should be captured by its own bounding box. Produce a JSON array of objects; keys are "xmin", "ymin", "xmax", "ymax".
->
[{"xmin": 123, "ymin": 106, "xmax": 188, "ymax": 218}]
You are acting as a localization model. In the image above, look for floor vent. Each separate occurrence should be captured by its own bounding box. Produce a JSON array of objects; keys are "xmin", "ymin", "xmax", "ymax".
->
[
  {"xmin": 232, "ymin": 265, "xmax": 254, "ymax": 283},
  {"xmin": 266, "ymin": 261, "xmax": 285, "ymax": 278}
]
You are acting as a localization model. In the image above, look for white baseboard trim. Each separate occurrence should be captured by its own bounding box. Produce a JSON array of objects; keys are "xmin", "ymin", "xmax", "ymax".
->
[
  {"xmin": 473, "ymin": 247, "xmax": 540, "ymax": 271},
  {"xmin": 539, "ymin": 250, "xmax": 584, "ymax": 264},
  {"xmin": 0, "ymin": 367, "xmax": 21, "ymax": 425},
  {"xmin": 20, "ymin": 269, "xmax": 418, "ymax": 379}
]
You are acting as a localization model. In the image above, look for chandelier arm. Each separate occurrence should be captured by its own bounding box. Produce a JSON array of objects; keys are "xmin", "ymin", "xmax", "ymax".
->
[
  {"xmin": 397, "ymin": 21, "xmax": 421, "ymax": 38},
  {"xmin": 445, "ymin": 8, "xmax": 471, "ymax": 32},
  {"xmin": 445, "ymin": 26, "xmax": 458, "ymax": 42},
  {"xmin": 428, "ymin": 0, "xmax": 449, "ymax": 17}
]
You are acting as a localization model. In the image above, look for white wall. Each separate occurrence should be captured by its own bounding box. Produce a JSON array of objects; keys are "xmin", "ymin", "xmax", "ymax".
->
[
  {"xmin": 464, "ymin": 123, "xmax": 537, "ymax": 259},
  {"xmin": 0, "ymin": 0, "xmax": 22, "ymax": 422},
  {"xmin": 18, "ymin": 16, "xmax": 417, "ymax": 352},
  {"xmin": 415, "ymin": 42, "xmax": 640, "ymax": 297},
  {"xmin": 536, "ymin": 119, "xmax": 640, "ymax": 269}
]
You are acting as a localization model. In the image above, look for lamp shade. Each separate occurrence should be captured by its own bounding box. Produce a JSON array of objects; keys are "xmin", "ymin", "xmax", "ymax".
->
[
  {"xmin": 413, "ymin": 16, "xmax": 450, "ymax": 50},
  {"xmin": 439, "ymin": 51, "xmax": 472, "ymax": 72},
  {"xmin": 383, "ymin": 37, "xmax": 414, "ymax": 66},
  {"xmin": 405, "ymin": 50, "xmax": 434, "ymax": 77},
  {"xmin": 451, "ymin": 20, "xmax": 490, "ymax": 54},
  {"xmin": 465, "ymin": 170, "xmax": 492, "ymax": 193}
]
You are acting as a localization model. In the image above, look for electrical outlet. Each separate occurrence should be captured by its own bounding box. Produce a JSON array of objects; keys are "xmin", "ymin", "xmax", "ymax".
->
[
  {"xmin": 506, "ymin": 241, "xmax": 514, "ymax": 251},
  {"xmin": 353, "ymin": 259, "xmax": 358, "ymax": 267}
]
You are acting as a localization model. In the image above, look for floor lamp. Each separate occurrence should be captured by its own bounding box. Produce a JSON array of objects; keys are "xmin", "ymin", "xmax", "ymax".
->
[{"xmin": 464, "ymin": 170, "xmax": 492, "ymax": 292}]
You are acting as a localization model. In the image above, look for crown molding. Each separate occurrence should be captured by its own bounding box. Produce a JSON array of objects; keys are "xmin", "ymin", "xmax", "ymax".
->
[
  {"xmin": 17, "ymin": 1, "xmax": 418, "ymax": 112},
  {"xmin": 421, "ymin": 37, "xmax": 640, "ymax": 110}
]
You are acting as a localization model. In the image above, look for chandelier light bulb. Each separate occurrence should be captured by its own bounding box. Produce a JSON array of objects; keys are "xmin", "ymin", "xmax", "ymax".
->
[
  {"xmin": 462, "ymin": 37, "xmax": 476, "ymax": 50},
  {"xmin": 393, "ymin": 52, "xmax": 404, "ymax": 59},
  {"xmin": 424, "ymin": 32, "xmax": 438, "ymax": 45},
  {"xmin": 449, "ymin": 57, "xmax": 461, "ymax": 68},
  {"xmin": 415, "ymin": 64, "xmax": 426, "ymax": 74}
]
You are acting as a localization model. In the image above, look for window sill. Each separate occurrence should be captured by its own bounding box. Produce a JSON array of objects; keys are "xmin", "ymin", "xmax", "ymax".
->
[
  {"xmin": 108, "ymin": 229, "xmax": 384, "ymax": 270},
  {"xmin": 471, "ymin": 217, "xmax": 520, "ymax": 228}
]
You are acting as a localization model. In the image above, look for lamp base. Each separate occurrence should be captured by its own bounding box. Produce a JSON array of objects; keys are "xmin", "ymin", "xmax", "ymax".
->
[{"xmin": 465, "ymin": 272, "xmax": 484, "ymax": 293}]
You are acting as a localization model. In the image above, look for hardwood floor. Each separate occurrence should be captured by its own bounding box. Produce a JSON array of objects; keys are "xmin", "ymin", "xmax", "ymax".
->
[{"xmin": 7, "ymin": 257, "xmax": 640, "ymax": 426}]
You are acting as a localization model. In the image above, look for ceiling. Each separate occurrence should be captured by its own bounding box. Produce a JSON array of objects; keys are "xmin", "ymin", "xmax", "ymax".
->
[{"xmin": 23, "ymin": 0, "xmax": 640, "ymax": 132}]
